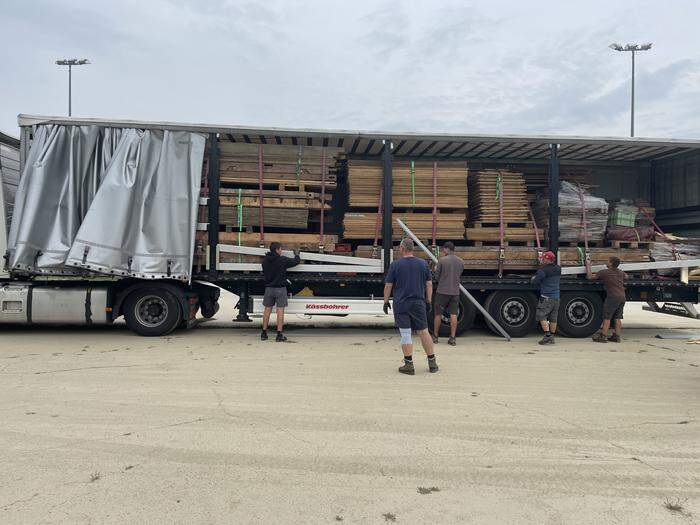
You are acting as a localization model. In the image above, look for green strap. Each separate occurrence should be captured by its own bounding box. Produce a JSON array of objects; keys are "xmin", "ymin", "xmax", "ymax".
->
[
  {"xmin": 410, "ymin": 160, "xmax": 416, "ymax": 205},
  {"xmin": 495, "ymin": 173, "xmax": 502, "ymax": 201},
  {"xmin": 576, "ymin": 246, "xmax": 584, "ymax": 265},
  {"xmin": 296, "ymin": 145, "xmax": 302, "ymax": 183}
]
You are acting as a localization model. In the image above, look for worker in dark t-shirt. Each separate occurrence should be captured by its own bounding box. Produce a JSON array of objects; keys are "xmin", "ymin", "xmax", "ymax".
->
[
  {"xmin": 383, "ymin": 237, "xmax": 438, "ymax": 375},
  {"xmin": 586, "ymin": 256, "xmax": 628, "ymax": 343}
]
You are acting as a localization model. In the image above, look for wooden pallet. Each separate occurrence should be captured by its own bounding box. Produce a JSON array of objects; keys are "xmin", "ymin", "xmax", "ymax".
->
[
  {"xmin": 219, "ymin": 207, "xmax": 309, "ymax": 230},
  {"xmin": 467, "ymin": 169, "xmax": 530, "ymax": 223}
]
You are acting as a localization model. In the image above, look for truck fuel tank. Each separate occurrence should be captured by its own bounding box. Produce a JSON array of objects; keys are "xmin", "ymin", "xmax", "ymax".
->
[{"xmin": 0, "ymin": 284, "xmax": 110, "ymax": 325}]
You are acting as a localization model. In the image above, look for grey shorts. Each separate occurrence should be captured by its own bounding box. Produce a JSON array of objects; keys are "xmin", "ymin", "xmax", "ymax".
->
[
  {"xmin": 435, "ymin": 293, "xmax": 459, "ymax": 315},
  {"xmin": 536, "ymin": 296, "xmax": 560, "ymax": 322},
  {"xmin": 603, "ymin": 298, "xmax": 625, "ymax": 320},
  {"xmin": 263, "ymin": 287, "xmax": 288, "ymax": 308}
]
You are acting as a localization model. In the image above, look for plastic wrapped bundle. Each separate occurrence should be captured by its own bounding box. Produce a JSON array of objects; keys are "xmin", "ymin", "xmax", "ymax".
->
[
  {"xmin": 606, "ymin": 225, "xmax": 656, "ymax": 242},
  {"xmin": 533, "ymin": 181, "xmax": 609, "ymax": 242},
  {"xmin": 650, "ymin": 240, "xmax": 700, "ymax": 275}
]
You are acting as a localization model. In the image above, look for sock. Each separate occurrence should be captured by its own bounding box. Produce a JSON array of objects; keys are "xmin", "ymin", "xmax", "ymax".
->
[
  {"xmin": 545, "ymin": 331, "xmax": 551, "ymax": 336},
  {"xmin": 404, "ymin": 355, "xmax": 413, "ymax": 363},
  {"xmin": 427, "ymin": 354, "xmax": 435, "ymax": 361}
]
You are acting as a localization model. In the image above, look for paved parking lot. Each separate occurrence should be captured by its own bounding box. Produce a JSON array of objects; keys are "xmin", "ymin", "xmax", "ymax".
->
[{"xmin": 1, "ymin": 297, "xmax": 699, "ymax": 524}]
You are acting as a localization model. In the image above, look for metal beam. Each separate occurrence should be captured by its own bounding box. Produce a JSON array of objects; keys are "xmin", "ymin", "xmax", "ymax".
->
[
  {"xmin": 382, "ymin": 139, "xmax": 393, "ymax": 274},
  {"xmin": 548, "ymin": 143, "xmax": 560, "ymax": 252},
  {"xmin": 561, "ymin": 258, "xmax": 700, "ymax": 275},
  {"xmin": 207, "ymin": 133, "xmax": 220, "ymax": 278}
]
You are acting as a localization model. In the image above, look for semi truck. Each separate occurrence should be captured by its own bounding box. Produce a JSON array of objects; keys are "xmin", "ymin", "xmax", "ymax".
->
[{"xmin": 1, "ymin": 114, "xmax": 700, "ymax": 337}]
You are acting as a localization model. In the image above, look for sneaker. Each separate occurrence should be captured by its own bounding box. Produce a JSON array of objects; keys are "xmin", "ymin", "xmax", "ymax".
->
[
  {"xmin": 275, "ymin": 332, "xmax": 287, "ymax": 342},
  {"xmin": 431, "ymin": 334, "xmax": 439, "ymax": 344},
  {"xmin": 428, "ymin": 358, "xmax": 439, "ymax": 373},
  {"xmin": 260, "ymin": 330, "xmax": 268, "ymax": 341},
  {"xmin": 448, "ymin": 337, "xmax": 456, "ymax": 346},
  {"xmin": 398, "ymin": 362, "xmax": 415, "ymax": 375},
  {"xmin": 538, "ymin": 334, "xmax": 555, "ymax": 345},
  {"xmin": 608, "ymin": 334, "xmax": 621, "ymax": 343},
  {"xmin": 592, "ymin": 333, "xmax": 608, "ymax": 343}
]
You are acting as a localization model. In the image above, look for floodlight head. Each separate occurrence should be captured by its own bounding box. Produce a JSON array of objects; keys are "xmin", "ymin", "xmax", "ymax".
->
[
  {"xmin": 609, "ymin": 43, "xmax": 624, "ymax": 51},
  {"xmin": 55, "ymin": 58, "xmax": 91, "ymax": 66},
  {"xmin": 640, "ymin": 43, "xmax": 653, "ymax": 50}
]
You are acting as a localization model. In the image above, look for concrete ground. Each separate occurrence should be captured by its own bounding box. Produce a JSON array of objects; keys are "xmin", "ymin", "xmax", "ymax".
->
[{"xmin": 0, "ymin": 293, "xmax": 699, "ymax": 524}]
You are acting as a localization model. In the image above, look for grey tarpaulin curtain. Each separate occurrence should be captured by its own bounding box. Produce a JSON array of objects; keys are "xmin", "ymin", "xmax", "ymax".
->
[
  {"xmin": 7, "ymin": 124, "xmax": 205, "ymax": 281},
  {"xmin": 8, "ymin": 125, "xmax": 102, "ymax": 271},
  {"xmin": 1, "ymin": 141, "xmax": 20, "ymax": 236},
  {"xmin": 65, "ymin": 129, "xmax": 204, "ymax": 280}
]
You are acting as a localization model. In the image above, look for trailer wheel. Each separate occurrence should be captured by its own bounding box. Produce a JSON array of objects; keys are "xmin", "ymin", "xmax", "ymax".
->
[
  {"xmin": 200, "ymin": 300, "xmax": 219, "ymax": 319},
  {"xmin": 428, "ymin": 294, "xmax": 476, "ymax": 336},
  {"xmin": 557, "ymin": 292, "xmax": 603, "ymax": 338},
  {"xmin": 484, "ymin": 291, "xmax": 537, "ymax": 338},
  {"xmin": 124, "ymin": 288, "xmax": 182, "ymax": 336}
]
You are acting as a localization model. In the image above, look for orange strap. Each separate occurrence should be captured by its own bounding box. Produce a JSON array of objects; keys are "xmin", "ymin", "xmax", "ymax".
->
[{"xmin": 373, "ymin": 187, "xmax": 383, "ymax": 249}]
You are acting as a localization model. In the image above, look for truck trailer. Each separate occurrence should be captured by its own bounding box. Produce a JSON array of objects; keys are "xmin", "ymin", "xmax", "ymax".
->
[{"xmin": 1, "ymin": 114, "xmax": 700, "ymax": 337}]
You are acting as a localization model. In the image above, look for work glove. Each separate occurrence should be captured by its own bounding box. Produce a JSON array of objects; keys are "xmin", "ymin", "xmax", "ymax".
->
[
  {"xmin": 292, "ymin": 248, "xmax": 300, "ymax": 256},
  {"xmin": 383, "ymin": 302, "xmax": 391, "ymax": 315}
]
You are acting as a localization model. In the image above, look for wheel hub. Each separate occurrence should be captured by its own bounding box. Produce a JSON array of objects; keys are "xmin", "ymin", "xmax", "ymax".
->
[
  {"xmin": 567, "ymin": 299, "xmax": 591, "ymax": 326},
  {"xmin": 502, "ymin": 299, "xmax": 526, "ymax": 325},
  {"xmin": 135, "ymin": 296, "xmax": 168, "ymax": 327}
]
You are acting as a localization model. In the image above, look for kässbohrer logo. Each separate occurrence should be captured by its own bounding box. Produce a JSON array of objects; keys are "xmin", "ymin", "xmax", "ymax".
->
[{"xmin": 305, "ymin": 304, "xmax": 350, "ymax": 310}]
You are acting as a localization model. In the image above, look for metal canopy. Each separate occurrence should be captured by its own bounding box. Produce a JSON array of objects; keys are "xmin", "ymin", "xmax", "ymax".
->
[{"xmin": 18, "ymin": 114, "xmax": 700, "ymax": 163}]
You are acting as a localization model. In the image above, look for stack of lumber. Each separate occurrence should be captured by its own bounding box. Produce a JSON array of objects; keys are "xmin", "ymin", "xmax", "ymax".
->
[
  {"xmin": 465, "ymin": 169, "xmax": 540, "ymax": 244},
  {"xmin": 651, "ymin": 235, "xmax": 700, "ymax": 276},
  {"xmin": 218, "ymin": 142, "xmax": 342, "ymax": 189},
  {"xmin": 533, "ymin": 181, "xmax": 609, "ymax": 243},
  {"xmin": 343, "ymin": 212, "xmax": 465, "ymax": 240},
  {"xmin": 354, "ymin": 245, "xmax": 650, "ymax": 271},
  {"xmin": 517, "ymin": 166, "xmax": 591, "ymax": 194},
  {"xmin": 343, "ymin": 160, "xmax": 468, "ymax": 242},
  {"xmin": 468, "ymin": 169, "xmax": 530, "ymax": 223},
  {"xmin": 210, "ymin": 142, "xmax": 343, "ymax": 250},
  {"xmin": 347, "ymin": 160, "xmax": 468, "ymax": 208}
]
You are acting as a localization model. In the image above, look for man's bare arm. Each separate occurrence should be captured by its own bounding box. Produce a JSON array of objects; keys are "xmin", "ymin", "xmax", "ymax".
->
[
  {"xmin": 585, "ymin": 262, "xmax": 597, "ymax": 281},
  {"xmin": 425, "ymin": 280, "xmax": 433, "ymax": 304},
  {"xmin": 383, "ymin": 283, "xmax": 393, "ymax": 303}
]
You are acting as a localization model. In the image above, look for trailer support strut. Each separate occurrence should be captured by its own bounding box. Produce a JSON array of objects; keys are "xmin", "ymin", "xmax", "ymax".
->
[
  {"xmin": 381, "ymin": 139, "xmax": 393, "ymax": 274},
  {"xmin": 235, "ymin": 282, "xmax": 252, "ymax": 322}
]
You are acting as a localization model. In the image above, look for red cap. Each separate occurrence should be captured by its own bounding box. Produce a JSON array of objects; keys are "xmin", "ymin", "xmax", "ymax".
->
[{"xmin": 542, "ymin": 251, "xmax": 556, "ymax": 261}]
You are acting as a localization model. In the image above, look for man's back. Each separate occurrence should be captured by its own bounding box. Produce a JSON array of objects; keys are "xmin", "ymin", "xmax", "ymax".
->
[
  {"xmin": 436, "ymin": 253, "xmax": 463, "ymax": 295},
  {"xmin": 597, "ymin": 268, "xmax": 626, "ymax": 299},
  {"xmin": 386, "ymin": 256, "xmax": 430, "ymax": 313},
  {"xmin": 533, "ymin": 263, "xmax": 561, "ymax": 299}
]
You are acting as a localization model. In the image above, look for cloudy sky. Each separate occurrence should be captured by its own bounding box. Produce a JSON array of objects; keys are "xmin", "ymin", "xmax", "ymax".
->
[{"xmin": 2, "ymin": 0, "xmax": 699, "ymax": 139}]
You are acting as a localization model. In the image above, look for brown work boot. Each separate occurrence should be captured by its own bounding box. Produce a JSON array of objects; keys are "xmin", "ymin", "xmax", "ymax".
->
[
  {"xmin": 592, "ymin": 332, "xmax": 608, "ymax": 343},
  {"xmin": 398, "ymin": 361, "xmax": 415, "ymax": 375},
  {"xmin": 428, "ymin": 357, "xmax": 439, "ymax": 373},
  {"xmin": 608, "ymin": 334, "xmax": 621, "ymax": 343}
]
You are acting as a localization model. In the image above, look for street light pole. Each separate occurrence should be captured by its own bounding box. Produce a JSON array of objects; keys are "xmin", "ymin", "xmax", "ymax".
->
[
  {"xmin": 55, "ymin": 58, "xmax": 90, "ymax": 117},
  {"xmin": 609, "ymin": 43, "xmax": 652, "ymax": 137}
]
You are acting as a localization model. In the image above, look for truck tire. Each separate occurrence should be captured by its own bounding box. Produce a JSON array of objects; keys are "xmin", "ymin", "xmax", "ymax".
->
[
  {"xmin": 557, "ymin": 292, "xmax": 603, "ymax": 338},
  {"xmin": 484, "ymin": 290, "xmax": 537, "ymax": 338},
  {"xmin": 124, "ymin": 287, "xmax": 182, "ymax": 336},
  {"xmin": 200, "ymin": 299, "xmax": 219, "ymax": 319},
  {"xmin": 428, "ymin": 294, "xmax": 476, "ymax": 336}
]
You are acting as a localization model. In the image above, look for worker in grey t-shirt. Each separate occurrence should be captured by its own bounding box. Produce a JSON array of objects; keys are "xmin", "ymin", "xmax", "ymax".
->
[{"xmin": 432, "ymin": 241, "xmax": 464, "ymax": 346}]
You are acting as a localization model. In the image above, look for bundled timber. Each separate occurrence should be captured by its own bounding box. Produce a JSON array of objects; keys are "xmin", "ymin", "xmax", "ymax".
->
[
  {"xmin": 343, "ymin": 212, "xmax": 465, "ymax": 240},
  {"xmin": 347, "ymin": 160, "xmax": 468, "ymax": 208},
  {"xmin": 467, "ymin": 169, "xmax": 530, "ymax": 224},
  {"xmin": 355, "ymin": 245, "xmax": 649, "ymax": 271},
  {"xmin": 219, "ymin": 188, "xmax": 329, "ymax": 210},
  {"xmin": 196, "ymin": 231, "xmax": 338, "ymax": 252},
  {"xmin": 517, "ymin": 166, "xmax": 591, "ymax": 194},
  {"xmin": 218, "ymin": 142, "xmax": 342, "ymax": 189},
  {"xmin": 219, "ymin": 206, "xmax": 308, "ymax": 230},
  {"xmin": 533, "ymin": 181, "xmax": 609, "ymax": 242}
]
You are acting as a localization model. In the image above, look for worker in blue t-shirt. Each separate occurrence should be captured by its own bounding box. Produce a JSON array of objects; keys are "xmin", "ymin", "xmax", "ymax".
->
[{"xmin": 383, "ymin": 237, "xmax": 438, "ymax": 375}]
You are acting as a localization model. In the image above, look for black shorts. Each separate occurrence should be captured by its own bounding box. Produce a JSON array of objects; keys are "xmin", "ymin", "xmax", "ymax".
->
[
  {"xmin": 394, "ymin": 300, "xmax": 428, "ymax": 331},
  {"xmin": 536, "ymin": 296, "xmax": 560, "ymax": 322},
  {"xmin": 603, "ymin": 297, "xmax": 625, "ymax": 320},
  {"xmin": 435, "ymin": 293, "xmax": 460, "ymax": 315}
]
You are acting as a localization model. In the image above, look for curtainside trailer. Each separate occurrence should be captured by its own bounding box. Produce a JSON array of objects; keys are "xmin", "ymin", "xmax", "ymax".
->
[{"xmin": 1, "ymin": 114, "xmax": 700, "ymax": 337}]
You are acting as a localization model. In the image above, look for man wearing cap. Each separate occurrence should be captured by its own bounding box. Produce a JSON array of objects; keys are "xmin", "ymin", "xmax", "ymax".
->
[{"xmin": 531, "ymin": 251, "xmax": 561, "ymax": 345}]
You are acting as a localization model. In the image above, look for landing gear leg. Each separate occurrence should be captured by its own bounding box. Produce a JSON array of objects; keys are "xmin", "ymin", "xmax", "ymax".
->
[{"xmin": 234, "ymin": 282, "xmax": 252, "ymax": 322}]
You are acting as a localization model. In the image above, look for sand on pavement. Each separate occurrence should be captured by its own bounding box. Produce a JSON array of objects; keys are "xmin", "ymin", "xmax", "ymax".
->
[{"xmin": 0, "ymin": 293, "xmax": 699, "ymax": 524}]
